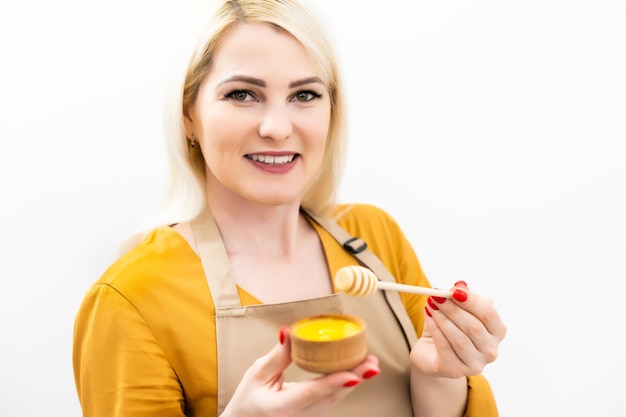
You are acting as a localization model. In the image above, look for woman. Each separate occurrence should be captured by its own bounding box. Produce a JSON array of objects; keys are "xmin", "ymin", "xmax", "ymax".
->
[{"xmin": 72, "ymin": 1, "xmax": 507, "ymax": 416}]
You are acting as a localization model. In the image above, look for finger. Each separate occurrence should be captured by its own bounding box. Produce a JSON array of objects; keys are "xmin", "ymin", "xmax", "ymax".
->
[
  {"xmin": 447, "ymin": 290, "xmax": 506, "ymax": 364},
  {"xmin": 278, "ymin": 355, "xmax": 377, "ymax": 410},
  {"xmin": 430, "ymin": 295, "xmax": 500, "ymax": 371},
  {"xmin": 249, "ymin": 327, "xmax": 293, "ymax": 387},
  {"xmin": 281, "ymin": 381, "xmax": 298, "ymax": 390},
  {"xmin": 279, "ymin": 372, "xmax": 358, "ymax": 411},
  {"xmin": 433, "ymin": 282, "xmax": 503, "ymax": 339},
  {"xmin": 427, "ymin": 296, "xmax": 488, "ymax": 362},
  {"xmin": 447, "ymin": 289, "xmax": 507, "ymax": 340},
  {"xmin": 351, "ymin": 354, "xmax": 380, "ymax": 378},
  {"xmin": 422, "ymin": 311, "xmax": 468, "ymax": 375}
]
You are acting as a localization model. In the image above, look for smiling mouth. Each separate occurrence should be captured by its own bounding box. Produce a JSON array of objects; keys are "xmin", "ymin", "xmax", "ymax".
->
[{"xmin": 246, "ymin": 154, "xmax": 297, "ymax": 165}]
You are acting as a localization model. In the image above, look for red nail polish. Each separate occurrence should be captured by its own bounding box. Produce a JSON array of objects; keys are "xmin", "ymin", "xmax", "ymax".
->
[
  {"xmin": 424, "ymin": 306, "xmax": 432, "ymax": 317},
  {"xmin": 279, "ymin": 326, "xmax": 288, "ymax": 345},
  {"xmin": 363, "ymin": 369, "xmax": 379, "ymax": 379},
  {"xmin": 427, "ymin": 297, "xmax": 439, "ymax": 310},
  {"xmin": 432, "ymin": 296, "xmax": 447, "ymax": 304},
  {"xmin": 344, "ymin": 379, "xmax": 360, "ymax": 387},
  {"xmin": 453, "ymin": 289, "xmax": 468, "ymax": 302},
  {"xmin": 454, "ymin": 280, "xmax": 468, "ymax": 288}
]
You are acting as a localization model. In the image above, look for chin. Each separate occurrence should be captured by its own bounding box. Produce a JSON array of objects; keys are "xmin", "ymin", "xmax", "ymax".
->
[{"xmin": 245, "ymin": 191, "xmax": 303, "ymax": 207}]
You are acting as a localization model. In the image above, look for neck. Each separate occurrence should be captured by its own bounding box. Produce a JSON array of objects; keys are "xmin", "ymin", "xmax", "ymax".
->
[{"xmin": 207, "ymin": 196, "xmax": 310, "ymax": 259}]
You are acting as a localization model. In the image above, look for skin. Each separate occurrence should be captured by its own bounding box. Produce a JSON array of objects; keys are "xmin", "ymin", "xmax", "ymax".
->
[
  {"xmin": 185, "ymin": 23, "xmax": 330, "ymax": 213},
  {"xmin": 181, "ymin": 22, "xmax": 507, "ymax": 417},
  {"xmin": 183, "ymin": 22, "xmax": 334, "ymax": 304},
  {"xmin": 224, "ymin": 331, "xmax": 380, "ymax": 417},
  {"xmin": 411, "ymin": 285, "xmax": 507, "ymax": 416}
]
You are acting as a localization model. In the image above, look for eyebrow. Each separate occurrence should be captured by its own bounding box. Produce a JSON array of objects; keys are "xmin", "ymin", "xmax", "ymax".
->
[
  {"xmin": 289, "ymin": 76, "xmax": 325, "ymax": 88},
  {"xmin": 216, "ymin": 75, "xmax": 325, "ymax": 89}
]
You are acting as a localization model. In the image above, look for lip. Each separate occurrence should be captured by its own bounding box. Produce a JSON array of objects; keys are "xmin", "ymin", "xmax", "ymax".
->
[
  {"xmin": 245, "ymin": 152, "xmax": 299, "ymax": 174},
  {"xmin": 246, "ymin": 150, "xmax": 298, "ymax": 156}
]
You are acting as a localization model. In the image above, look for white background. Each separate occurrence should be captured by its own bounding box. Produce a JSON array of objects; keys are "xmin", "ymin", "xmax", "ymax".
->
[{"xmin": 1, "ymin": 1, "xmax": 625, "ymax": 416}]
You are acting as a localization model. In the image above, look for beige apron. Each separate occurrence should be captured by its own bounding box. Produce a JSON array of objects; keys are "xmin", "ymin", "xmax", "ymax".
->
[{"xmin": 192, "ymin": 208, "xmax": 418, "ymax": 417}]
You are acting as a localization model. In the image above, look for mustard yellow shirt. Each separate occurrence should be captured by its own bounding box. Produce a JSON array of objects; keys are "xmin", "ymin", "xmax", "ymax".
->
[{"xmin": 73, "ymin": 204, "xmax": 498, "ymax": 416}]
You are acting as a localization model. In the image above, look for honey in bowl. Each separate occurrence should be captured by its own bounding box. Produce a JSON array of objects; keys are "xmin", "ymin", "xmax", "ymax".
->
[
  {"xmin": 289, "ymin": 314, "xmax": 367, "ymax": 374},
  {"xmin": 292, "ymin": 317, "xmax": 362, "ymax": 341}
]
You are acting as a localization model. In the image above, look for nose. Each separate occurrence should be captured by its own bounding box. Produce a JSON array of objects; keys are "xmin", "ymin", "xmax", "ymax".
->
[{"xmin": 258, "ymin": 102, "xmax": 293, "ymax": 141}]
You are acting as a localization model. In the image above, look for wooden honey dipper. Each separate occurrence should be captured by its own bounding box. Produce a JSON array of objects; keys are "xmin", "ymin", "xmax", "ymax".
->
[{"xmin": 334, "ymin": 265, "xmax": 453, "ymax": 298}]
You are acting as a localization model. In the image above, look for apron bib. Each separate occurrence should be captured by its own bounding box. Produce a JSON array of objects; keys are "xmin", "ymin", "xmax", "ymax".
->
[{"xmin": 192, "ymin": 208, "xmax": 417, "ymax": 417}]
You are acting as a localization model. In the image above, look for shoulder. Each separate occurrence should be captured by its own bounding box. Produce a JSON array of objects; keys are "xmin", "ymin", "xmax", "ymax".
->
[
  {"xmin": 76, "ymin": 225, "xmax": 213, "ymax": 341},
  {"xmin": 332, "ymin": 203, "xmax": 403, "ymax": 237},
  {"xmin": 327, "ymin": 203, "xmax": 419, "ymax": 271},
  {"xmin": 92, "ymin": 226, "xmax": 199, "ymax": 298}
]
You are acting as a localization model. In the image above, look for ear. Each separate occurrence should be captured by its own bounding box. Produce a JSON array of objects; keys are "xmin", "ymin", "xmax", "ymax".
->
[{"xmin": 183, "ymin": 106, "xmax": 195, "ymax": 138}]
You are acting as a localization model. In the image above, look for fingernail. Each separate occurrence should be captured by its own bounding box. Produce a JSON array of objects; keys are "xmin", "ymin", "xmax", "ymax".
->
[
  {"xmin": 454, "ymin": 280, "xmax": 468, "ymax": 288},
  {"xmin": 427, "ymin": 297, "xmax": 439, "ymax": 310},
  {"xmin": 344, "ymin": 379, "xmax": 360, "ymax": 387},
  {"xmin": 453, "ymin": 289, "xmax": 468, "ymax": 302},
  {"xmin": 432, "ymin": 295, "xmax": 447, "ymax": 304},
  {"xmin": 424, "ymin": 306, "xmax": 432, "ymax": 317},
  {"xmin": 279, "ymin": 326, "xmax": 288, "ymax": 345},
  {"xmin": 363, "ymin": 369, "xmax": 379, "ymax": 379}
]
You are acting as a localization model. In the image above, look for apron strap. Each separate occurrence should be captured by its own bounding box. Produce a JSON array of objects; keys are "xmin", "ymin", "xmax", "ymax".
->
[
  {"xmin": 190, "ymin": 205, "xmax": 419, "ymax": 347},
  {"xmin": 306, "ymin": 210, "xmax": 419, "ymax": 349},
  {"xmin": 191, "ymin": 208, "xmax": 242, "ymax": 308}
]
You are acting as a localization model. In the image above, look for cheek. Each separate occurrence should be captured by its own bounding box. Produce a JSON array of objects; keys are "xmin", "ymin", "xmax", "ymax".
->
[
  {"xmin": 201, "ymin": 110, "xmax": 248, "ymax": 148},
  {"xmin": 304, "ymin": 108, "xmax": 331, "ymax": 146}
]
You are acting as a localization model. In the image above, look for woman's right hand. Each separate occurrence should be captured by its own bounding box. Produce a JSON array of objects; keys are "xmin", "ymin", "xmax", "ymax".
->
[{"xmin": 220, "ymin": 327, "xmax": 380, "ymax": 417}]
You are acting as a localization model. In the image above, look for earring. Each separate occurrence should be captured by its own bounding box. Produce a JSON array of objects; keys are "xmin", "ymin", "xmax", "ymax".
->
[{"xmin": 189, "ymin": 134, "xmax": 196, "ymax": 149}]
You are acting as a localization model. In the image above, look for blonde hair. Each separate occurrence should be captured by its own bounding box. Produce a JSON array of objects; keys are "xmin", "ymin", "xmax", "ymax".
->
[{"xmin": 124, "ymin": 0, "xmax": 347, "ymax": 250}]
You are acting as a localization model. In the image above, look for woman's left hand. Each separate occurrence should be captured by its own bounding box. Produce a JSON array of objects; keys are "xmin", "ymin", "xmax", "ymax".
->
[{"xmin": 410, "ymin": 281, "xmax": 507, "ymax": 379}]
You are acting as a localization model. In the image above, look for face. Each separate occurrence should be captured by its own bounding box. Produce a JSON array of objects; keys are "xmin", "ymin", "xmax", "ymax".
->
[{"xmin": 185, "ymin": 23, "xmax": 331, "ymax": 209}]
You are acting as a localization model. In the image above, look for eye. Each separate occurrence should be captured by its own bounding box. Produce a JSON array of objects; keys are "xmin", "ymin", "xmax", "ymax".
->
[
  {"xmin": 225, "ymin": 90, "xmax": 255, "ymax": 102},
  {"xmin": 291, "ymin": 90, "xmax": 322, "ymax": 102}
]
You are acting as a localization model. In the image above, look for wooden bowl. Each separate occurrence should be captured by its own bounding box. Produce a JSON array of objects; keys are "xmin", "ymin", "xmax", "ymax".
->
[{"xmin": 289, "ymin": 314, "xmax": 367, "ymax": 374}]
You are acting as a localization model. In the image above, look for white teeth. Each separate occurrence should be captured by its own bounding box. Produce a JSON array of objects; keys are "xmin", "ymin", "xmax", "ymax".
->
[{"xmin": 249, "ymin": 154, "xmax": 295, "ymax": 165}]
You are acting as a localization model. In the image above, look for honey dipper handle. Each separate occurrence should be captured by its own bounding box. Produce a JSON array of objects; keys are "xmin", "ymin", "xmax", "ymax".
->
[{"xmin": 376, "ymin": 281, "xmax": 453, "ymax": 298}]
